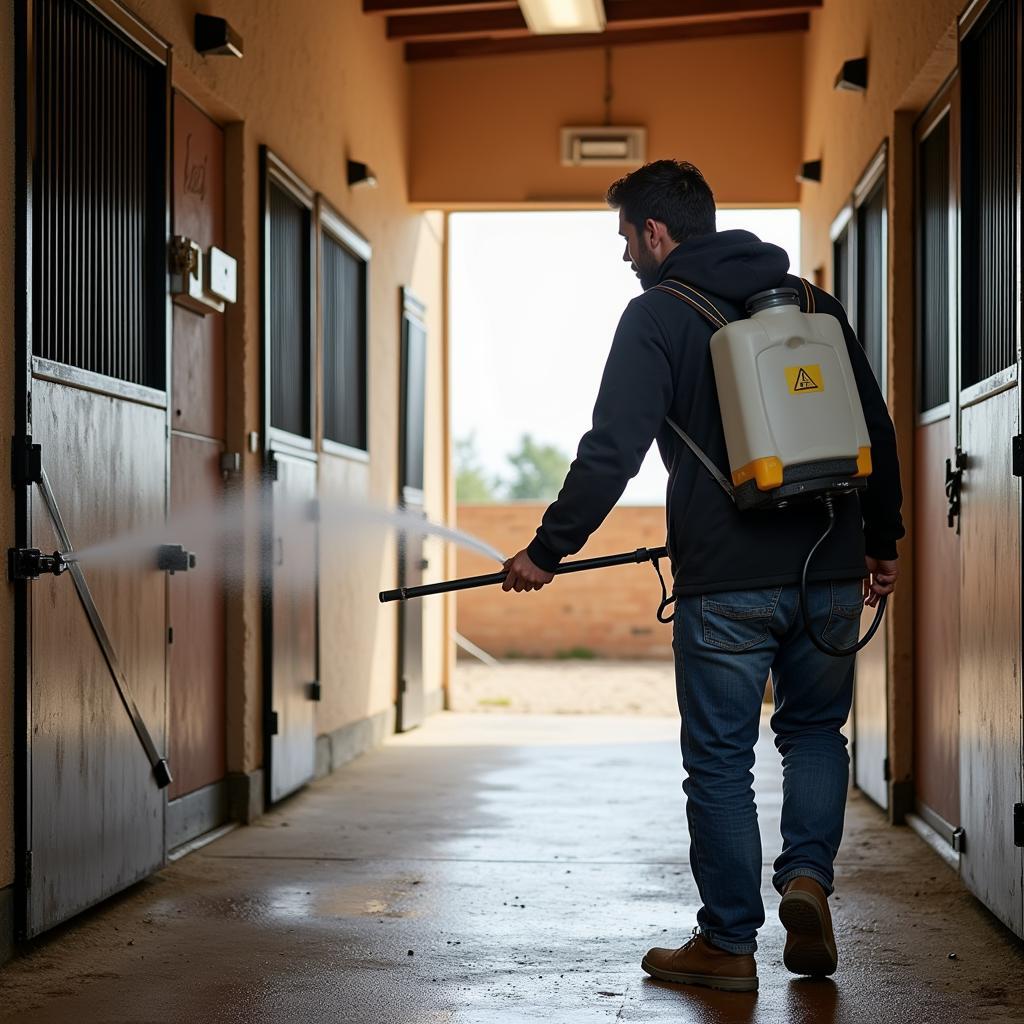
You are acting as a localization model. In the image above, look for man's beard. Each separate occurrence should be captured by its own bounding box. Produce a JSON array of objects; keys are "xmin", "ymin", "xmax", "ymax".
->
[{"xmin": 633, "ymin": 240, "xmax": 661, "ymax": 290}]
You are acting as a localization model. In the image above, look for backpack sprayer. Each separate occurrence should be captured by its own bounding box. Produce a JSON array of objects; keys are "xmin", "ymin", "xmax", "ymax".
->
[{"xmin": 380, "ymin": 279, "xmax": 886, "ymax": 658}]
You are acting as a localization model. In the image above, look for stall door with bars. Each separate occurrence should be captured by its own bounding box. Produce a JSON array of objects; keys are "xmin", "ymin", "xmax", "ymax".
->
[
  {"xmin": 956, "ymin": 0, "xmax": 1023, "ymax": 938},
  {"xmin": 832, "ymin": 151, "xmax": 890, "ymax": 811},
  {"xmin": 19, "ymin": 0, "xmax": 170, "ymax": 936},
  {"xmin": 912, "ymin": 88, "xmax": 962, "ymax": 845},
  {"xmin": 262, "ymin": 151, "xmax": 319, "ymax": 804},
  {"xmin": 398, "ymin": 291, "xmax": 428, "ymax": 732}
]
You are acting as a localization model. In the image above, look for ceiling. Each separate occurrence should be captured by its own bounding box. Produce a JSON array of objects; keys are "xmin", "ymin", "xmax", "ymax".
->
[{"xmin": 363, "ymin": 0, "xmax": 821, "ymax": 62}]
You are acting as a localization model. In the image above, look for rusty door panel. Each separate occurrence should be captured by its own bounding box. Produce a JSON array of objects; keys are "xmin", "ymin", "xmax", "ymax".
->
[
  {"xmin": 28, "ymin": 380, "xmax": 167, "ymax": 935},
  {"xmin": 913, "ymin": 417, "xmax": 960, "ymax": 826},
  {"xmin": 958, "ymin": 388, "xmax": 1023, "ymax": 936},
  {"xmin": 269, "ymin": 453, "xmax": 318, "ymax": 802},
  {"xmin": 168, "ymin": 434, "xmax": 227, "ymax": 800},
  {"xmin": 171, "ymin": 93, "xmax": 225, "ymax": 439}
]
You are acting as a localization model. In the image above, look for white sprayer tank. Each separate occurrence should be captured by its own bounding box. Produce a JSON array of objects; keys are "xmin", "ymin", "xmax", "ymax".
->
[{"xmin": 710, "ymin": 287, "xmax": 872, "ymax": 510}]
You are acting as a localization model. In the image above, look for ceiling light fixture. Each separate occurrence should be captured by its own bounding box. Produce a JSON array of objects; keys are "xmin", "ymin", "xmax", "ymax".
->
[{"xmin": 518, "ymin": 0, "xmax": 606, "ymax": 35}]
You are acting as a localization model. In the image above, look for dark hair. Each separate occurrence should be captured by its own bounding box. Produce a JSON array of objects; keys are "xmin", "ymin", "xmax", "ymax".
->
[{"xmin": 606, "ymin": 160, "xmax": 716, "ymax": 241}]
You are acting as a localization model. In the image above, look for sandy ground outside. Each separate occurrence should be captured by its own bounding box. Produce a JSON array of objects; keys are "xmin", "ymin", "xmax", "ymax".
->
[{"xmin": 451, "ymin": 659, "xmax": 680, "ymax": 717}]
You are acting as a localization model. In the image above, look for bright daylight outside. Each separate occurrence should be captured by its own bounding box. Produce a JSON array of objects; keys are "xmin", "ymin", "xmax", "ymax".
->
[{"xmin": 449, "ymin": 208, "xmax": 801, "ymax": 715}]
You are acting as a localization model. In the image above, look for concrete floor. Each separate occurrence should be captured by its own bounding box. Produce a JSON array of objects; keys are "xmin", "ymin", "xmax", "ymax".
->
[{"xmin": 1, "ymin": 712, "xmax": 1023, "ymax": 1024}]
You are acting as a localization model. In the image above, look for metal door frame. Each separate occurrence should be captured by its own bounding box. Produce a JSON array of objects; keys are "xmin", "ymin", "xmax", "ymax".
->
[
  {"xmin": 13, "ymin": 0, "xmax": 172, "ymax": 938},
  {"xmin": 260, "ymin": 147, "xmax": 319, "ymax": 805},
  {"xmin": 955, "ymin": 0, "xmax": 1024, "ymax": 936}
]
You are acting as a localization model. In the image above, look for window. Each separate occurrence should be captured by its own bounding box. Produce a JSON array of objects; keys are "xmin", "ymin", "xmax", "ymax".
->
[
  {"xmin": 267, "ymin": 176, "xmax": 313, "ymax": 440},
  {"xmin": 917, "ymin": 113, "xmax": 951, "ymax": 413},
  {"xmin": 320, "ymin": 209, "xmax": 370, "ymax": 453},
  {"xmin": 830, "ymin": 147, "xmax": 888, "ymax": 396},
  {"xmin": 856, "ymin": 174, "xmax": 887, "ymax": 390}
]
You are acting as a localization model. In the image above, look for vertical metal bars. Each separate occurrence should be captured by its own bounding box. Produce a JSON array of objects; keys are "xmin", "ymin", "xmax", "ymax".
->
[
  {"xmin": 321, "ymin": 233, "xmax": 367, "ymax": 450},
  {"xmin": 269, "ymin": 182, "xmax": 312, "ymax": 439},
  {"xmin": 961, "ymin": 0, "xmax": 1016, "ymax": 387},
  {"xmin": 33, "ymin": 0, "xmax": 164, "ymax": 387},
  {"xmin": 918, "ymin": 115, "xmax": 951, "ymax": 413},
  {"xmin": 857, "ymin": 178, "xmax": 887, "ymax": 386}
]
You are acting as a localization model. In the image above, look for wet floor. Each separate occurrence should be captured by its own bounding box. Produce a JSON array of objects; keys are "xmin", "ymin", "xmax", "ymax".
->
[{"xmin": 1, "ymin": 711, "xmax": 1022, "ymax": 1023}]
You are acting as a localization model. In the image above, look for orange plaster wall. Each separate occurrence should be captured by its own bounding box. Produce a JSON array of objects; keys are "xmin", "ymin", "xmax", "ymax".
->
[
  {"xmin": 410, "ymin": 32, "xmax": 805, "ymax": 207},
  {"xmin": 798, "ymin": 0, "xmax": 961, "ymax": 277},
  {"xmin": 456, "ymin": 504, "xmax": 672, "ymax": 660}
]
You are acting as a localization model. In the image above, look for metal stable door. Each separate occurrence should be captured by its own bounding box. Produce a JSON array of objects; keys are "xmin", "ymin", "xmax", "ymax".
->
[
  {"xmin": 261, "ymin": 151, "xmax": 320, "ymax": 803},
  {"xmin": 912, "ymin": 86, "xmax": 963, "ymax": 845},
  {"xmin": 16, "ymin": 0, "xmax": 171, "ymax": 935},
  {"xmin": 956, "ymin": 0, "xmax": 1024, "ymax": 939},
  {"xmin": 397, "ymin": 291, "xmax": 428, "ymax": 732}
]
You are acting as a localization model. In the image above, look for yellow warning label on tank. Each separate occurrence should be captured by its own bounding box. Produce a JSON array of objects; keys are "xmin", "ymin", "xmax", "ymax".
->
[{"xmin": 786, "ymin": 364, "xmax": 824, "ymax": 394}]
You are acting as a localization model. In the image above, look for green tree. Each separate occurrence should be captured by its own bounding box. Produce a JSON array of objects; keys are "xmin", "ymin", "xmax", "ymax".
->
[
  {"xmin": 455, "ymin": 434, "xmax": 497, "ymax": 502},
  {"xmin": 504, "ymin": 434, "xmax": 570, "ymax": 501}
]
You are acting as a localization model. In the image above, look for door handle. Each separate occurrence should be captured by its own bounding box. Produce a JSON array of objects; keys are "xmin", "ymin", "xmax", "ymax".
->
[{"xmin": 945, "ymin": 447, "xmax": 967, "ymax": 532}]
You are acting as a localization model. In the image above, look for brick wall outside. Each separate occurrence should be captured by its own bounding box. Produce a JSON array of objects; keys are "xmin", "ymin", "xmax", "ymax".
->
[{"xmin": 455, "ymin": 504, "xmax": 672, "ymax": 660}]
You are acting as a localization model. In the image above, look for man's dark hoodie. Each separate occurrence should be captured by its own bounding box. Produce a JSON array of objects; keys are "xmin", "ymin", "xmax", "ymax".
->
[{"xmin": 526, "ymin": 230, "xmax": 904, "ymax": 596}]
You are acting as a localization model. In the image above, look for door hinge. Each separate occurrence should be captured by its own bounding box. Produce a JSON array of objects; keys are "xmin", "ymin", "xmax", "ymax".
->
[
  {"xmin": 1012, "ymin": 435, "xmax": 1023, "ymax": 478},
  {"xmin": 167, "ymin": 626, "xmax": 174, "ymax": 645},
  {"xmin": 266, "ymin": 452, "xmax": 279, "ymax": 482},
  {"xmin": 951, "ymin": 827, "xmax": 966, "ymax": 853},
  {"xmin": 11, "ymin": 435, "xmax": 42, "ymax": 488},
  {"xmin": 268, "ymin": 710, "xmax": 279, "ymax": 736},
  {"xmin": 1014, "ymin": 803, "xmax": 1024, "ymax": 847},
  {"xmin": 307, "ymin": 681, "xmax": 321, "ymax": 702},
  {"xmin": 23, "ymin": 849, "xmax": 32, "ymax": 889},
  {"xmin": 883, "ymin": 756, "xmax": 891, "ymax": 782}
]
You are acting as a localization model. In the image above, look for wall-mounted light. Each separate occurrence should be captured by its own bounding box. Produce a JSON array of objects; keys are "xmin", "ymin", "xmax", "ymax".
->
[
  {"xmin": 347, "ymin": 160, "xmax": 378, "ymax": 189},
  {"xmin": 195, "ymin": 14, "xmax": 243, "ymax": 58},
  {"xmin": 518, "ymin": 0, "xmax": 606, "ymax": 34},
  {"xmin": 796, "ymin": 159, "xmax": 822, "ymax": 184},
  {"xmin": 834, "ymin": 57, "xmax": 868, "ymax": 92}
]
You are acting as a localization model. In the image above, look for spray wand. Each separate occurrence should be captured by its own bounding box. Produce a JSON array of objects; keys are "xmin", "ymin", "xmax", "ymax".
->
[{"xmin": 379, "ymin": 545, "xmax": 671, "ymax": 608}]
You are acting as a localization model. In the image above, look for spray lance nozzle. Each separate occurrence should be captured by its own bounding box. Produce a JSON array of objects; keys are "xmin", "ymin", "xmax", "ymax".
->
[{"xmin": 8, "ymin": 547, "xmax": 71, "ymax": 581}]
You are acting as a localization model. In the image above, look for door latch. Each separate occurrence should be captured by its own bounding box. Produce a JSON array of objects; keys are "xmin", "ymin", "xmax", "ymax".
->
[
  {"xmin": 1012, "ymin": 434, "xmax": 1023, "ymax": 478},
  {"xmin": 945, "ymin": 448, "xmax": 967, "ymax": 532}
]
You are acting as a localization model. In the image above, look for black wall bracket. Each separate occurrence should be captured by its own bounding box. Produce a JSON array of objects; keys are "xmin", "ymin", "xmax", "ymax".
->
[
  {"xmin": 156, "ymin": 544, "xmax": 197, "ymax": 574},
  {"xmin": 8, "ymin": 547, "xmax": 69, "ymax": 581}
]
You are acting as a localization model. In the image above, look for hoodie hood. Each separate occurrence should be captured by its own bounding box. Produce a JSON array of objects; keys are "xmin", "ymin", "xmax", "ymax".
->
[{"xmin": 654, "ymin": 229, "xmax": 790, "ymax": 304}]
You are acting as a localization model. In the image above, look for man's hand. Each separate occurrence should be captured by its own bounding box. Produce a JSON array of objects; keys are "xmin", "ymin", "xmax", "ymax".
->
[
  {"xmin": 502, "ymin": 549, "xmax": 555, "ymax": 593},
  {"xmin": 864, "ymin": 556, "xmax": 899, "ymax": 608}
]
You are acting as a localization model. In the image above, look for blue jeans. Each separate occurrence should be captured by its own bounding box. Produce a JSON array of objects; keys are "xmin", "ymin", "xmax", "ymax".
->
[{"xmin": 672, "ymin": 580, "xmax": 861, "ymax": 954}]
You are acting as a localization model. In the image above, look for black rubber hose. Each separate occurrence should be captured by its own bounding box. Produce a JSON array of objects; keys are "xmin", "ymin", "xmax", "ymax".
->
[{"xmin": 799, "ymin": 495, "xmax": 887, "ymax": 657}]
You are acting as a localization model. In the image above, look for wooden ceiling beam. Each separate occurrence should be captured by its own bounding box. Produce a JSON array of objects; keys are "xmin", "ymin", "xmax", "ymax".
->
[
  {"xmin": 389, "ymin": 0, "xmax": 821, "ymax": 41},
  {"xmin": 405, "ymin": 12, "xmax": 810, "ymax": 60},
  {"xmin": 605, "ymin": 0, "xmax": 821, "ymax": 23},
  {"xmin": 365, "ymin": 0, "xmax": 514, "ymax": 14}
]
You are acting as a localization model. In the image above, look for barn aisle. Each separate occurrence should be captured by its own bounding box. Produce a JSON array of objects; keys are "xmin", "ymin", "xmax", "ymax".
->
[{"xmin": 0, "ymin": 709, "xmax": 1021, "ymax": 1024}]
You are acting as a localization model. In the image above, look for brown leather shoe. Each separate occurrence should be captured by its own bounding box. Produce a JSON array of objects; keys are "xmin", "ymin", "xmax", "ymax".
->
[
  {"xmin": 779, "ymin": 876, "xmax": 838, "ymax": 976},
  {"xmin": 642, "ymin": 928, "xmax": 758, "ymax": 992}
]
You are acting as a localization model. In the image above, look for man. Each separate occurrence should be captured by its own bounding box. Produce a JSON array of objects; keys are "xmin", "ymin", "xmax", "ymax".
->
[{"xmin": 501, "ymin": 160, "xmax": 903, "ymax": 993}]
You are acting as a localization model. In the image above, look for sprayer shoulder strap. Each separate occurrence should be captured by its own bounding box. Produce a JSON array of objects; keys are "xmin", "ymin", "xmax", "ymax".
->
[
  {"xmin": 653, "ymin": 278, "xmax": 734, "ymax": 499},
  {"xmin": 653, "ymin": 276, "xmax": 816, "ymax": 501}
]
